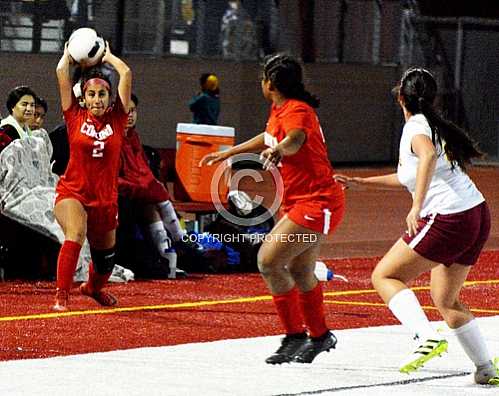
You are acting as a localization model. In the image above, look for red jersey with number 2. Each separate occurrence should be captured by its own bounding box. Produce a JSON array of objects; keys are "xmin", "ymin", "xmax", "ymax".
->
[
  {"xmin": 56, "ymin": 99, "xmax": 128, "ymax": 207},
  {"xmin": 264, "ymin": 99, "xmax": 342, "ymax": 206}
]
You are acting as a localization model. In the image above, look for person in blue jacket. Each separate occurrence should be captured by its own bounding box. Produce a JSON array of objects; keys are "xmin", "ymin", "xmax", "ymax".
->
[{"xmin": 188, "ymin": 73, "xmax": 220, "ymax": 125}]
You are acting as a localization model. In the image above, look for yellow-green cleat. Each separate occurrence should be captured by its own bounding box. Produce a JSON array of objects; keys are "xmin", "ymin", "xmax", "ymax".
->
[
  {"xmin": 399, "ymin": 339, "xmax": 448, "ymax": 374},
  {"xmin": 475, "ymin": 357, "xmax": 499, "ymax": 385}
]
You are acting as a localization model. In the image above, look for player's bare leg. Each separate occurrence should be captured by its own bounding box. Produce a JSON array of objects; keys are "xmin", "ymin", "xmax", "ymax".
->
[
  {"xmin": 372, "ymin": 239, "xmax": 447, "ymax": 373},
  {"xmin": 432, "ymin": 264, "xmax": 498, "ymax": 384}
]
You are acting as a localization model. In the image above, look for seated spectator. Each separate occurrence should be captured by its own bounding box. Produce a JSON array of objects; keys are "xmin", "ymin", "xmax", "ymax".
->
[
  {"xmin": 30, "ymin": 96, "xmax": 48, "ymax": 131},
  {"xmin": 29, "ymin": 96, "xmax": 54, "ymax": 149},
  {"xmin": 0, "ymin": 88, "xmax": 62, "ymax": 279},
  {"xmin": 0, "ymin": 86, "xmax": 36, "ymax": 153},
  {"xmin": 119, "ymin": 94, "xmax": 198, "ymax": 278},
  {"xmin": 188, "ymin": 73, "xmax": 220, "ymax": 125}
]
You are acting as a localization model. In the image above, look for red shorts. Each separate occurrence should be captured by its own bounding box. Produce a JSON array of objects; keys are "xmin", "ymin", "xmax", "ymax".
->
[
  {"xmin": 55, "ymin": 194, "xmax": 118, "ymax": 235},
  {"xmin": 122, "ymin": 178, "xmax": 170, "ymax": 204},
  {"xmin": 85, "ymin": 204, "xmax": 119, "ymax": 235},
  {"xmin": 402, "ymin": 202, "xmax": 490, "ymax": 266},
  {"xmin": 284, "ymin": 194, "xmax": 345, "ymax": 235}
]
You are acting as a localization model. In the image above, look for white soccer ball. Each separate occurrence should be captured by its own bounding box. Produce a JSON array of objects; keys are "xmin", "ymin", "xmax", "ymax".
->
[{"xmin": 67, "ymin": 27, "xmax": 105, "ymax": 66}]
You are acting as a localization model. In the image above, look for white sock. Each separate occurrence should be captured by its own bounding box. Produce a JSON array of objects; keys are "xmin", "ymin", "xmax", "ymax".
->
[
  {"xmin": 453, "ymin": 319, "xmax": 492, "ymax": 367},
  {"xmin": 157, "ymin": 200, "xmax": 185, "ymax": 241},
  {"xmin": 388, "ymin": 288, "xmax": 441, "ymax": 341},
  {"xmin": 148, "ymin": 221, "xmax": 171, "ymax": 255}
]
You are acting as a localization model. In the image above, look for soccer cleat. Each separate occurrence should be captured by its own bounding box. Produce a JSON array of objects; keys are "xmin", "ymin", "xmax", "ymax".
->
[
  {"xmin": 80, "ymin": 282, "xmax": 117, "ymax": 307},
  {"xmin": 265, "ymin": 332, "xmax": 308, "ymax": 365},
  {"xmin": 399, "ymin": 339, "xmax": 448, "ymax": 373},
  {"xmin": 173, "ymin": 267, "xmax": 188, "ymax": 278},
  {"xmin": 52, "ymin": 288, "xmax": 69, "ymax": 311},
  {"xmin": 293, "ymin": 330, "xmax": 338, "ymax": 363},
  {"xmin": 175, "ymin": 238, "xmax": 204, "ymax": 253},
  {"xmin": 475, "ymin": 357, "xmax": 499, "ymax": 385}
]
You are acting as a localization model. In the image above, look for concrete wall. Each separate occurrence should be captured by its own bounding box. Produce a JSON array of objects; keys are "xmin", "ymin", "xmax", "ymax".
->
[{"xmin": 0, "ymin": 53, "xmax": 400, "ymax": 163}]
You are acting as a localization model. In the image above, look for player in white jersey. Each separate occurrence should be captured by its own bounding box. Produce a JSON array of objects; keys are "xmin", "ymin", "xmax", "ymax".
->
[{"xmin": 335, "ymin": 67, "xmax": 498, "ymax": 385}]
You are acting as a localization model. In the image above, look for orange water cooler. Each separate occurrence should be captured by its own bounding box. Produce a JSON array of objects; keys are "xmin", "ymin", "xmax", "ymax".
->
[{"xmin": 175, "ymin": 123, "xmax": 235, "ymax": 202}]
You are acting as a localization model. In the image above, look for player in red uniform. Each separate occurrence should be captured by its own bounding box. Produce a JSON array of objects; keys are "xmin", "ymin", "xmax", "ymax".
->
[
  {"xmin": 53, "ymin": 42, "xmax": 132, "ymax": 311},
  {"xmin": 119, "ymin": 93, "xmax": 192, "ymax": 277},
  {"xmin": 201, "ymin": 54, "xmax": 345, "ymax": 364}
]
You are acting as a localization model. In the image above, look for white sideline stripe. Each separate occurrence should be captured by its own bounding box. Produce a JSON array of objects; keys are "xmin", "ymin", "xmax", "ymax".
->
[
  {"xmin": 0, "ymin": 316, "xmax": 497, "ymax": 396},
  {"xmin": 409, "ymin": 212, "xmax": 436, "ymax": 249}
]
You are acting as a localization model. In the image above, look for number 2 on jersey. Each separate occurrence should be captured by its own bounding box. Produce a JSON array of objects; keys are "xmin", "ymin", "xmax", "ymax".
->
[{"xmin": 92, "ymin": 141, "xmax": 105, "ymax": 158}]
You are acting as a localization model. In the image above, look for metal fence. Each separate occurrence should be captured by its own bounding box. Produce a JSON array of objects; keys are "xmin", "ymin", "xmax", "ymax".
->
[
  {"xmin": 0, "ymin": 0, "xmax": 279, "ymax": 60},
  {"xmin": 1, "ymin": 0, "xmax": 497, "ymax": 159},
  {"xmin": 400, "ymin": 0, "xmax": 499, "ymax": 160},
  {"xmin": 1, "ymin": 1, "xmax": 404, "ymax": 62}
]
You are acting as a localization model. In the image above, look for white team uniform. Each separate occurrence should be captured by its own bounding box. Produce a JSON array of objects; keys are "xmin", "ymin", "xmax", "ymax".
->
[{"xmin": 397, "ymin": 114, "xmax": 484, "ymax": 217}]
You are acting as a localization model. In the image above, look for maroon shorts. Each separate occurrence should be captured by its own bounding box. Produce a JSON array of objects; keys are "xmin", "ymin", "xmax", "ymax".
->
[{"xmin": 402, "ymin": 202, "xmax": 490, "ymax": 266}]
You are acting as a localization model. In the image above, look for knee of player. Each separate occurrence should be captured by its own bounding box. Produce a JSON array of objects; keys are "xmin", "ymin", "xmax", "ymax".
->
[
  {"xmin": 257, "ymin": 249, "xmax": 277, "ymax": 274},
  {"xmin": 64, "ymin": 228, "xmax": 86, "ymax": 245},
  {"xmin": 370, "ymin": 268, "xmax": 383, "ymax": 289},
  {"xmin": 431, "ymin": 291, "xmax": 460, "ymax": 311},
  {"xmin": 257, "ymin": 253, "xmax": 269, "ymax": 274},
  {"xmin": 287, "ymin": 262, "xmax": 313, "ymax": 280},
  {"xmin": 257, "ymin": 250, "xmax": 289, "ymax": 276}
]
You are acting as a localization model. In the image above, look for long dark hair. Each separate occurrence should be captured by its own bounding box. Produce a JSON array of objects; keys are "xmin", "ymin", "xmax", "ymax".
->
[
  {"xmin": 262, "ymin": 54, "xmax": 320, "ymax": 108},
  {"xmin": 398, "ymin": 67, "xmax": 482, "ymax": 170}
]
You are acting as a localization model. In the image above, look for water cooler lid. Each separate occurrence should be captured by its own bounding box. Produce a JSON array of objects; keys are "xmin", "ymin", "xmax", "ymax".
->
[{"xmin": 176, "ymin": 123, "xmax": 235, "ymax": 137}]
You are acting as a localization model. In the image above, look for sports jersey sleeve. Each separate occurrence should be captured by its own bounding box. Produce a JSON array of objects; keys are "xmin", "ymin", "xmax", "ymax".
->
[
  {"xmin": 0, "ymin": 127, "xmax": 14, "ymax": 153},
  {"xmin": 0, "ymin": 125, "xmax": 19, "ymax": 153},
  {"xmin": 403, "ymin": 117, "xmax": 432, "ymax": 142},
  {"xmin": 0, "ymin": 125, "xmax": 19, "ymax": 141},
  {"xmin": 280, "ymin": 104, "xmax": 313, "ymax": 136}
]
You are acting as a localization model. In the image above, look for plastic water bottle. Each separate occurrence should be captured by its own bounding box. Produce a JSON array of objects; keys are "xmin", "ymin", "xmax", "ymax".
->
[
  {"xmin": 314, "ymin": 261, "xmax": 333, "ymax": 281},
  {"xmin": 164, "ymin": 248, "xmax": 178, "ymax": 279}
]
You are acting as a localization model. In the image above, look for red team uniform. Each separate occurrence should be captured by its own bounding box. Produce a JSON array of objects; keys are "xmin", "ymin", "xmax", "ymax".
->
[
  {"xmin": 56, "ymin": 99, "xmax": 128, "ymax": 234},
  {"xmin": 118, "ymin": 127, "xmax": 170, "ymax": 203},
  {"xmin": 264, "ymin": 99, "xmax": 345, "ymax": 233}
]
